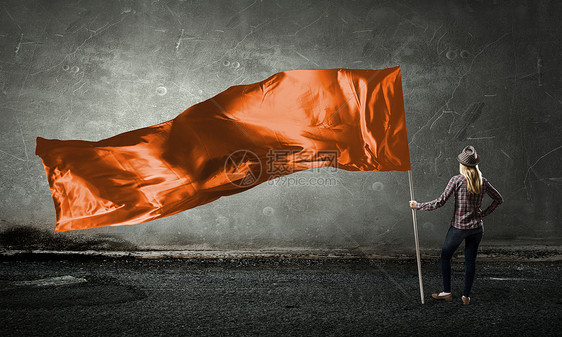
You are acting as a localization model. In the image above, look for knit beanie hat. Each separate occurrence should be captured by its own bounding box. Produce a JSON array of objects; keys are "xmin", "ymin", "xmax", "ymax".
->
[{"xmin": 457, "ymin": 145, "xmax": 481, "ymax": 167}]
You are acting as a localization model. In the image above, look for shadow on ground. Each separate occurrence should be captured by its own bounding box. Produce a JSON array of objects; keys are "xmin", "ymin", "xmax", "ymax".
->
[{"xmin": 0, "ymin": 225, "xmax": 138, "ymax": 251}]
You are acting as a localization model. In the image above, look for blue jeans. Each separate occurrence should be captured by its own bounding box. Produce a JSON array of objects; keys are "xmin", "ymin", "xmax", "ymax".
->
[{"xmin": 440, "ymin": 226, "xmax": 483, "ymax": 297}]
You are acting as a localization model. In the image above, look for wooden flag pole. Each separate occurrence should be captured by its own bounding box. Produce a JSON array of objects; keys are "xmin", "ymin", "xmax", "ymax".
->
[{"xmin": 408, "ymin": 170, "xmax": 425, "ymax": 304}]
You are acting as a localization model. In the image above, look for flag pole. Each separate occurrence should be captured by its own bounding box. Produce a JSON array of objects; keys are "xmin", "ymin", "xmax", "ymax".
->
[{"xmin": 408, "ymin": 170, "xmax": 425, "ymax": 304}]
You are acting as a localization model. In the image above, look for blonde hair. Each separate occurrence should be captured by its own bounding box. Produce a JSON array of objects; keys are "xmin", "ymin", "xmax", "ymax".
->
[{"xmin": 460, "ymin": 163, "xmax": 482, "ymax": 194}]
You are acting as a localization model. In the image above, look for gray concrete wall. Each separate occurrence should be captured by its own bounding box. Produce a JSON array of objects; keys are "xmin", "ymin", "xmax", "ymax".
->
[{"xmin": 0, "ymin": 0, "xmax": 560, "ymax": 252}]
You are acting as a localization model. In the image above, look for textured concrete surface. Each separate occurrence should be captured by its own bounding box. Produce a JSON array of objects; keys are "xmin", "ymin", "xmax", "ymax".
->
[
  {"xmin": 0, "ymin": 0, "xmax": 561, "ymax": 252},
  {"xmin": 1, "ymin": 256, "xmax": 561, "ymax": 336}
]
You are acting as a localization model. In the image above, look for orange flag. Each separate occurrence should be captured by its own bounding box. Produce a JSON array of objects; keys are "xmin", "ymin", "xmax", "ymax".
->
[{"xmin": 36, "ymin": 66, "xmax": 411, "ymax": 232}]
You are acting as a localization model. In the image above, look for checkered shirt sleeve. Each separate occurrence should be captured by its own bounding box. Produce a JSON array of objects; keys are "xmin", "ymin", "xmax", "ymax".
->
[
  {"xmin": 481, "ymin": 178, "xmax": 504, "ymax": 217},
  {"xmin": 415, "ymin": 175, "xmax": 460, "ymax": 212}
]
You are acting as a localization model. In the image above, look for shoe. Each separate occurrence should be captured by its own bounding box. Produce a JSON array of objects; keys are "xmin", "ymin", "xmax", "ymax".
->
[
  {"xmin": 431, "ymin": 292, "xmax": 453, "ymax": 301},
  {"xmin": 462, "ymin": 296, "xmax": 470, "ymax": 305}
]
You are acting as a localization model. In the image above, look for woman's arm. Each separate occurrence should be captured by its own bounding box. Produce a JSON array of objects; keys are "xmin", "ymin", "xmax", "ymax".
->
[
  {"xmin": 414, "ymin": 176, "xmax": 458, "ymax": 211},
  {"xmin": 481, "ymin": 178, "xmax": 503, "ymax": 217}
]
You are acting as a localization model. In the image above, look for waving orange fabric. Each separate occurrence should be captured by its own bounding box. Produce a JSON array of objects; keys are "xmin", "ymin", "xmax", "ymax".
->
[{"xmin": 36, "ymin": 66, "xmax": 411, "ymax": 232}]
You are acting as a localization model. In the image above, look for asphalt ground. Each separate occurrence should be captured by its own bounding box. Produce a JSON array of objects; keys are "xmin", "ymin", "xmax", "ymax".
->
[{"xmin": 0, "ymin": 255, "xmax": 560, "ymax": 336}]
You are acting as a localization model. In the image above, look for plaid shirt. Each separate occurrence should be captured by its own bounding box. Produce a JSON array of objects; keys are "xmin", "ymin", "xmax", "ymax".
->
[{"xmin": 416, "ymin": 174, "xmax": 503, "ymax": 230}]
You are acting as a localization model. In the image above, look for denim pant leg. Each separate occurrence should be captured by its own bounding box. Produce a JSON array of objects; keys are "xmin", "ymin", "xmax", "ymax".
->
[
  {"xmin": 440, "ymin": 227, "xmax": 465, "ymax": 293},
  {"xmin": 463, "ymin": 229, "xmax": 483, "ymax": 297}
]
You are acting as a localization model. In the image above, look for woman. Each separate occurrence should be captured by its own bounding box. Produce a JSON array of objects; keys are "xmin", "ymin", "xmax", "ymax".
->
[{"xmin": 409, "ymin": 146, "xmax": 503, "ymax": 305}]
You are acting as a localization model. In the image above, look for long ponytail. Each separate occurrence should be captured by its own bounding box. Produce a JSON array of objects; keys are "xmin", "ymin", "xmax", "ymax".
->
[{"xmin": 460, "ymin": 163, "xmax": 482, "ymax": 194}]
